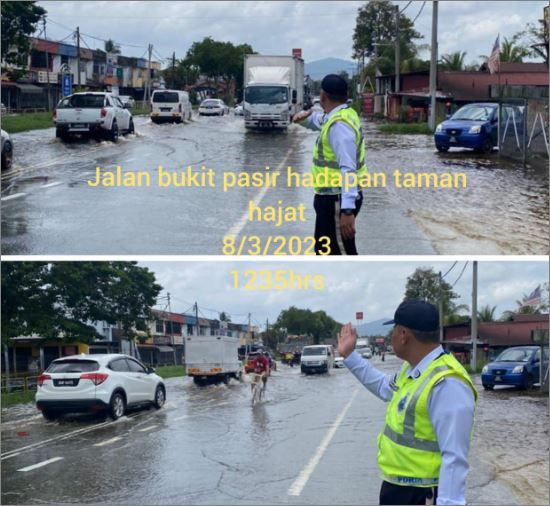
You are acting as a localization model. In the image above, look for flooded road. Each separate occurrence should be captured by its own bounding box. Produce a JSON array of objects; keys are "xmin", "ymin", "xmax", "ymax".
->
[
  {"xmin": 1, "ymin": 115, "xmax": 547, "ymax": 255},
  {"xmin": 2, "ymin": 356, "xmax": 546, "ymax": 504}
]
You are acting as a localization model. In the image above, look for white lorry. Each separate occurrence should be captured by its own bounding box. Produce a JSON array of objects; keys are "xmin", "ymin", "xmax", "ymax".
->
[
  {"xmin": 185, "ymin": 334, "xmax": 243, "ymax": 386},
  {"xmin": 243, "ymin": 54, "xmax": 305, "ymax": 130}
]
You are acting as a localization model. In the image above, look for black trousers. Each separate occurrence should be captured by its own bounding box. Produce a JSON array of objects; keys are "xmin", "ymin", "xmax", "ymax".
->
[
  {"xmin": 379, "ymin": 481, "xmax": 438, "ymax": 505},
  {"xmin": 313, "ymin": 191, "xmax": 363, "ymax": 255}
]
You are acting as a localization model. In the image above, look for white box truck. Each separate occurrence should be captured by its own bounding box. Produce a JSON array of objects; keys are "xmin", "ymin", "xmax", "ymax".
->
[
  {"xmin": 185, "ymin": 334, "xmax": 243, "ymax": 386},
  {"xmin": 243, "ymin": 54, "xmax": 305, "ymax": 130}
]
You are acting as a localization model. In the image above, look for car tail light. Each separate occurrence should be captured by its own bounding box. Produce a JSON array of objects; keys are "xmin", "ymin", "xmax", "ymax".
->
[
  {"xmin": 80, "ymin": 372, "xmax": 108, "ymax": 385},
  {"xmin": 52, "ymin": 110, "xmax": 57, "ymax": 120},
  {"xmin": 100, "ymin": 108, "xmax": 107, "ymax": 118},
  {"xmin": 38, "ymin": 374, "xmax": 51, "ymax": 386}
]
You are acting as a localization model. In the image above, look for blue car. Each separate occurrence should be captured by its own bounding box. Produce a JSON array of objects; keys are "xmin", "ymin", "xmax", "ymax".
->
[
  {"xmin": 434, "ymin": 103, "xmax": 498, "ymax": 153},
  {"xmin": 481, "ymin": 346, "xmax": 548, "ymax": 390}
]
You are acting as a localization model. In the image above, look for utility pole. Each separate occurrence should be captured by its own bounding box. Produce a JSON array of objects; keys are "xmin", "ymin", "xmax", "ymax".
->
[
  {"xmin": 470, "ymin": 261, "xmax": 478, "ymax": 372},
  {"xmin": 428, "ymin": 0, "xmax": 439, "ymax": 130},
  {"xmin": 43, "ymin": 19, "xmax": 51, "ymax": 111},
  {"xmin": 194, "ymin": 301, "xmax": 200, "ymax": 336},
  {"xmin": 76, "ymin": 26, "xmax": 81, "ymax": 87},
  {"xmin": 395, "ymin": 4, "xmax": 400, "ymax": 93},
  {"xmin": 438, "ymin": 271, "xmax": 443, "ymax": 343},
  {"xmin": 143, "ymin": 43, "xmax": 153, "ymax": 107},
  {"xmin": 167, "ymin": 292, "xmax": 177, "ymax": 365},
  {"xmin": 172, "ymin": 51, "xmax": 176, "ymax": 89},
  {"xmin": 265, "ymin": 318, "xmax": 269, "ymax": 348}
]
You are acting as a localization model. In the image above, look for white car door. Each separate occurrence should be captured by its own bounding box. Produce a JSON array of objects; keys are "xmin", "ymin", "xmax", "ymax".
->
[
  {"xmin": 108, "ymin": 357, "xmax": 138, "ymax": 405},
  {"xmin": 113, "ymin": 96, "xmax": 130, "ymax": 130},
  {"xmin": 126, "ymin": 358, "xmax": 155, "ymax": 402}
]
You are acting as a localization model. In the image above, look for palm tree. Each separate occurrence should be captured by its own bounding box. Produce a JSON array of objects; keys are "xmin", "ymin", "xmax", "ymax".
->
[
  {"xmin": 439, "ymin": 51, "xmax": 467, "ymax": 71},
  {"xmin": 104, "ymin": 39, "xmax": 120, "ymax": 54},
  {"xmin": 477, "ymin": 305, "xmax": 496, "ymax": 322},
  {"xmin": 500, "ymin": 36, "xmax": 529, "ymax": 63}
]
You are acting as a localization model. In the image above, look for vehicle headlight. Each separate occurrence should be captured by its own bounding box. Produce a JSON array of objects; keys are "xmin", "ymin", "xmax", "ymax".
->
[
  {"xmin": 469, "ymin": 125, "xmax": 482, "ymax": 134},
  {"xmin": 512, "ymin": 365, "xmax": 524, "ymax": 374},
  {"xmin": 482, "ymin": 365, "xmax": 488, "ymax": 374},
  {"xmin": 435, "ymin": 124, "xmax": 443, "ymax": 133}
]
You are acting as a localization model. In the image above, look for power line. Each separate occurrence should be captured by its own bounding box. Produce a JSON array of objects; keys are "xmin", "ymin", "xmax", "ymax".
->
[
  {"xmin": 451, "ymin": 262, "xmax": 469, "ymax": 288},
  {"xmin": 411, "ymin": 1, "xmax": 427, "ymax": 24},
  {"xmin": 441, "ymin": 261, "xmax": 458, "ymax": 279},
  {"xmin": 400, "ymin": 1, "xmax": 413, "ymax": 13}
]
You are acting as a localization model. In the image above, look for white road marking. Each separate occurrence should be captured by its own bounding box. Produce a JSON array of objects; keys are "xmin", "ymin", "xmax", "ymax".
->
[
  {"xmin": 173, "ymin": 415, "xmax": 189, "ymax": 421},
  {"xmin": 138, "ymin": 425, "xmax": 158, "ymax": 432},
  {"xmin": 2, "ymin": 452, "xmax": 22, "ymax": 461},
  {"xmin": 41, "ymin": 182, "xmax": 63, "ymax": 189},
  {"xmin": 93, "ymin": 436, "xmax": 122, "ymax": 447},
  {"xmin": 17, "ymin": 456, "xmax": 64, "ymax": 472},
  {"xmin": 225, "ymin": 147, "xmax": 293, "ymax": 238},
  {"xmin": 1, "ymin": 192, "xmax": 27, "ymax": 202},
  {"xmin": 287, "ymin": 389, "xmax": 358, "ymax": 497}
]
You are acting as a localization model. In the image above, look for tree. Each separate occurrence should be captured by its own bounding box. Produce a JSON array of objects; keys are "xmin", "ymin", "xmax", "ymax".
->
[
  {"xmin": 500, "ymin": 36, "xmax": 529, "ymax": 63},
  {"xmin": 477, "ymin": 305, "xmax": 496, "ymax": 322},
  {"xmin": 272, "ymin": 306, "xmax": 341, "ymax": 345},
  {"xmin": 1, "ymin": 262, "xmax": 162, "ymax": 345},
  {"xmin": 353, "ymin": 0, "xmax": 422, "ymax": 73},
  {"xmin": 517, "ymin": 19, "xmax": 549, "ymax": 65},
  {"xmin": 104, "ymin": 39, "xmax": 120, "ymax": 54},
  {"xmin": 1, "ymin": 1, "xmax": 46, "ymax": 80},
  {"xmin": 219, "ymin": 312, "xmax": 231, "ymax": 322},
  {"xmin": 404, "ymin": 267, "xmax": 468, "ymax": 324},
  {"xmin": 439, "ymin": 51, "xmax": 467, "ymax": 71}
]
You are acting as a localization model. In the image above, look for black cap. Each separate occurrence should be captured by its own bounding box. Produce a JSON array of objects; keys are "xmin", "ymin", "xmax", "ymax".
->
[
  {"xmin": 383, "ymin": 300, "xmax": 439, "ymax": 332},
  {"xmin": 321, "ymin": 74, "xmax": 348, "ymax": 97}
]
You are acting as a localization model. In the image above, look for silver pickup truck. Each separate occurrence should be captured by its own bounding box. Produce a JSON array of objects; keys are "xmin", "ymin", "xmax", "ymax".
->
[{"xmin": 54, "ymin": 92, "xmax": 134, "ymax": 142}]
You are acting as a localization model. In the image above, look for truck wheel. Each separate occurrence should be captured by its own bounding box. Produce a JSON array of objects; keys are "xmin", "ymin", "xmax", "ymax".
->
[
  {"xmin": 108, "ymin": 121, "xmax": 119, "ymax": 142},
  {"xmin": 153, "ymin": 385, "xmax": 165, "ymax": 409},
  {"xmin": 109, "ymin": 391, "xmax": 126, "ymax": 420},
  {"xmin": 222, "ymin": 375, "xmax": 229, "ymax": 385},
  {"xmin": 193, "ymin": 377, "xmax": 206, "ymax": 387}
]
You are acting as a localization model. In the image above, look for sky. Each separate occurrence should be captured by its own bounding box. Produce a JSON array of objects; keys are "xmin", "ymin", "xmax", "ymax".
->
[
  {"xmin": 139, "ymin": 260, "xmax": 549, "ymax": 329},
  {"xmin": 38, "ymin": 1, "xmax": 546, "ymax": 67}
]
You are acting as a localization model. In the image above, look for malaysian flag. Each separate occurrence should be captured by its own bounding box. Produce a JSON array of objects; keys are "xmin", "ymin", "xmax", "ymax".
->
[
  {"xmin": 521, "ymin": 285, "xmax": 542, "ymax": 308},
  {"xmin": 487, "ymin": 35, "xmax": 500, "ymax": 74}
]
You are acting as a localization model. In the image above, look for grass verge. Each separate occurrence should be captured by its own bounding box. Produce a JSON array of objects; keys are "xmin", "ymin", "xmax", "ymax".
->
[
  {"xmin": 377, "ymin": 123, "xmax": 433, "ymax": 135},
  {"xmin": 154, "ymin": 365, "xmax": 186, "ymax": 379},
  {"xmin": 2, "ymin": 112, "xmax": 53, "ymax": 134},
  {"xmin": 1, "ymin": 390, "xmax": 35, "ymax": 407},
  {"xmin": 130, "ymin": 105, "xmax": 150, "ymax": 117}
]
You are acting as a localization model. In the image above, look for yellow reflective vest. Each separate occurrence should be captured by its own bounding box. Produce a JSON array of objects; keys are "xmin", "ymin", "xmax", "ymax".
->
[
  {"xmin": 311, "ymin": 106, "xmax": 367, "ymax": 193},
  {"xmin": 377, "ymin": 352, "xmax": 477, "ymax": 486}
]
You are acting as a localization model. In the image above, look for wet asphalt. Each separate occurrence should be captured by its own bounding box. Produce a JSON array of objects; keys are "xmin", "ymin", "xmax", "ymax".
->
[
  {"xmin": 2, "ymin": 356, "xmax": 547, "ymax": 505},
  {"xmin": 1, "ymin": 113, "xmax": 547, "ymax": 255}
]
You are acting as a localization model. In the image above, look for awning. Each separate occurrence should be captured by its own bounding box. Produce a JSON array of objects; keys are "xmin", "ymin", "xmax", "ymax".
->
[{"xmin": 16, "ymin": 84, "xmax": 43, "ymax": 94}]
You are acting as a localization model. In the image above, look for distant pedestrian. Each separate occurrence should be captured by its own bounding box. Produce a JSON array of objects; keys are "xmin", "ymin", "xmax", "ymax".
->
[
  {"xmin": 292, "ymin": 74, "xmax": 366, "ymax": 255},
  {"xmin": 338, "ymin": 300, "xmax": 477, "ymax": 505}
]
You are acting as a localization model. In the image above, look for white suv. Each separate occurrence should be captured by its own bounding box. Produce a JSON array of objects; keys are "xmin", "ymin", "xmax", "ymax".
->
[{"xmin": 36, "ymin": 354, "xmax": 165, "ymax": 421}]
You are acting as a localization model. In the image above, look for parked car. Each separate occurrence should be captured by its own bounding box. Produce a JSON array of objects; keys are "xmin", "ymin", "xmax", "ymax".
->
[
  {"xmin": 36, "ymin": 354, "xmax": 166, "ymax": 421},
  {"xmin": 334, "ymin": 351, "xmax": 345, "ymax": 368},
  {"xmin": 234, "ymin": 102, "xmax": 244, "ymax": 116},
  {"xmin": 150, "ymin": 89, "xmax": 192, "ymax": 123},
  {"xmin": 119, "ymin": 95, "xmax": 136, "ymax": 108},
  {"xmin": 300, "ymin": 345, "xmax": 334, "ymax": 374},
  {"xmin": 481, "ymin": 346, "xmax": 548, "ymax": 390},
  {"xmin": 199, "ymin": 99, "xmax": 229, "ymax": 116},
  {"xmin": 1, "ymin": 129, "xmax": 13, "ymax": 171},
  {"xmin": 434, "ymin": 102, "xmax": 499, "ymax": 153},
  {"xmin": 54, "ymin": 92, "xmax": 134, "ymax": 142}
]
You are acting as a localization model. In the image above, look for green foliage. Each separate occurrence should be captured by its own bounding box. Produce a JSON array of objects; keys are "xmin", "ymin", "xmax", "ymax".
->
[
  {"xmin": 104, "ymin": 39, "xmax": 120, "ymax": 54},
  {"xmin": 2, "ymin": 111, "xmax": 53, "ymax": 133},
  {"xmin": 1, "ymin": 391, "xmax": 35, "ymax": 407},
  {"xmin": 500, "ymin": 36, "xmax": 529, "ymax": 63},
  {"xmin": 477, "ymin": 305, "xmax": 496, "ymax": 322},
  {"xmin": 439, "ymin": 51, "xmax": 467, "ymax": 71},
  {"xmin": 1, "ymin": 262, "xmax": 162, "ymax": 346},
  {"xmin": 404, "ymin": 267, "xmax": 468, "ymax": 324},
  {"xmin": 1, "ymin": 1, "xmax": 46, "ymax": 80},
  {"xmin": 272, "ymin": 306, "xmax": 341, "ymax": 345},
  {"xmin": 154, "ymin": 365, "xmax": 186, "ymax": 379}
]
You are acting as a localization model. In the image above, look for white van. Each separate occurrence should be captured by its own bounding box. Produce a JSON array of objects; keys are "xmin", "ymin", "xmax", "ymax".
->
[
  {"xmin": 300, "ymin": 345, "xmax": 334, "ymax": 375},
  {"xmin": 150, "ymin": 89, "xmax": 192, "ymax": 124}
]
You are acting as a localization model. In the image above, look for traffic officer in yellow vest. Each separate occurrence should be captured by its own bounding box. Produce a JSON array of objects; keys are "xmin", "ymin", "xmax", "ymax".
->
[
  {"xmin": 292, "ymin": 74, "xmax": 366, "ymax": 255},
  {"xmin": 338, "ymin": 300, "xmax": 477, "ymax": 505}
]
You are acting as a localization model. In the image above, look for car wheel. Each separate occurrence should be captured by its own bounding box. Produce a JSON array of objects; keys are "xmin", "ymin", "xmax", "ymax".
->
[
  {"xmin": 109, "ymin": 391, "xmax": 126, "ymax": 420},
  {"xmin": 128, "ymin": 118, "xmax": 135, "ymax": 134},
  {"xmin": 1, "ymin": 141, "xmax": 13, "ymax": 171},
  {"xmin": 436, "ymin": 144, "xmax": 449, "ymax": 152},
  {"xmin": 153, "ymin": 385, "xmax": 165, "ymax": 409},
  {"xmin": 482, "ymin": 384, "xmax": 494, "ymax": 390},
  {"xmin": 481, "ymin": 137, "xmax": 493, "ymax": 154},
  {"xmin": 41, "ymin": 408, "xmax": 59, "ymax": 421},
  {"xmin": 526, "ymin": 374, "xmax": 535, "ymax": 390},
  {"xmin": 108, "ymin": 121, "xmax": 119, "ymax": 142}
]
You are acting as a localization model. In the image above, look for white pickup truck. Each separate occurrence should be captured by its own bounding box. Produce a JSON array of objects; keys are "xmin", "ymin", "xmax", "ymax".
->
[{"xmin": 54, "ymin": 92, "xmax": 134, "ymax": 142}]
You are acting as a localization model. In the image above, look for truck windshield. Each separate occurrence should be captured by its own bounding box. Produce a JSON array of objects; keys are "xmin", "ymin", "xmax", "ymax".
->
[
  {"xmin": 302, "ymin": 348, "xmax": 326, "ymax": 356},
  {"xmin": 245, "ymin": 86, "xmax": 288, "ymax": 104},
  {"xmin": 152, "ymin": 92, "xmax": 179, "ymax": 103}
]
